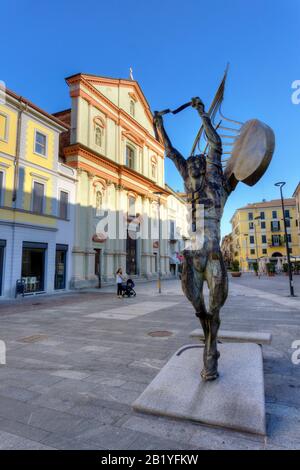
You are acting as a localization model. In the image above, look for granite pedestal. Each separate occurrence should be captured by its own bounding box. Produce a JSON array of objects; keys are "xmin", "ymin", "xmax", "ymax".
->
[
  {"xmin": 190, "ymin": 329, "xmax": 272, "ymax": 345},
  {"xmin": 133, "ymin": 342, "xmax": 266, "ymax": 435}
]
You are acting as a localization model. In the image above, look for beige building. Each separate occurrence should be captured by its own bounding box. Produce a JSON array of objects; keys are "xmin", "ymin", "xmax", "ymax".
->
[
  {"xmin": 55, "ymin": 73, "xmax": 173, "ymax": 288},
  {"xmin": 165, "ymin": 185, "xmax": 189, "ymax": 275},
  {"xmin": 230, "ymin": 198, "xmax": 300, "ymax": 271},
  {"xmin": 221, "ymin": 234, "xmax": 233, "ymax": 268},
  {"xmin": 293, "ymin": 182, "xmax": 300, "ymax": 243}
]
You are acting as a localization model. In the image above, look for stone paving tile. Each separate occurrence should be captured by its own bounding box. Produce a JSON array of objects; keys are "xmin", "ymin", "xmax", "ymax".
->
[
  {"xmin": 189, "ymin": 427, "xmax": 265, "ymax": 450},
  {"xmin": 127, "ymin": 432, "xmax": 201, "ymax": 450},
  {"xmin": 0, "ymin": 384, "xmax": 41, "ymax": 403},
  {"xmin": 0, "ymin": 277, "xmax": 300, "ymax": 449},
  {"xmin": 25, "ymin": 407, "xmax": 95, "ymax": 434},
  {"xmin": 122, "ymin": 414, "xmax": 197, "ymax": 445},
  {"xmin": 49, "ymin": 370, "xmax": 92, "ymax": 380},
  {"xmin": 0, "ymin": 416, "xmax": 50, "ymax": 443},
  {"xmin": 40, "ymin": 433, "xmax": 106, "ymax": 450},
  {"xmin": 67, "ymin": 403, "xmax": 125, "ymax": 425},
  {"xmin": 0, "ymin": 430, "xmax": 54, "ymax": 450}
]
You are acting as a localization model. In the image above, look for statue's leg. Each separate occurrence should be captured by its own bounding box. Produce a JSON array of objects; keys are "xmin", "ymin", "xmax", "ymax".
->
[
  {"xmin": 181, "ymin": 253, "xmax": 206, "ymax": 317},
  {"xmin": 201, "ymin": 252, "xmax": 228, "ymax": 381}
]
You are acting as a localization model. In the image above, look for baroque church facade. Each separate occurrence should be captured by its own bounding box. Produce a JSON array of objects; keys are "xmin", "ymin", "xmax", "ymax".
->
[{"xmin": 55, "ymin": 73, "xmax": 172, "ymax": 288}]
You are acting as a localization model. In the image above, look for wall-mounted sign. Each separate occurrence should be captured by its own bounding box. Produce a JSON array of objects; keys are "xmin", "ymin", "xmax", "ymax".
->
[{"xmin": 92, "ymin": 233, "xmax": 107, "ymax": 243}]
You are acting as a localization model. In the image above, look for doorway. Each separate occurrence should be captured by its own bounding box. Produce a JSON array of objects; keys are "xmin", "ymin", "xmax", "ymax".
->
[
  {"xmin": 126, "ymin": 230, "xmax": 137, "ymax": 275},
  {"xmin": 94, "ymin": 249, "xmax": 102, "ymax": 288},
  {"xmin": 0, "ymin": 240, "xmax": 5, "ymax": 296},
  {"xmin": 55, "ymin": 244, "xmax": 68, "ymax": 290}
]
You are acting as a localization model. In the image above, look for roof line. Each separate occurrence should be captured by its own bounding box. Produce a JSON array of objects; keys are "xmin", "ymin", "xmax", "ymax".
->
[{"xmin": 3, "ymin": 87, "xmax": 69, "ymax": 130}]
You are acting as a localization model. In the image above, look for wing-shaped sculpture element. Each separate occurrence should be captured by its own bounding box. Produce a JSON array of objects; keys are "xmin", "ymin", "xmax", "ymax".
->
[{"xmin": 191, "ymin": 64, "xmax": 229, "ymax": 156}]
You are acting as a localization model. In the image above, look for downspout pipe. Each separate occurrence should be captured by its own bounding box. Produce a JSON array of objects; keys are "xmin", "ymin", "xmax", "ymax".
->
[
  {"xmin": 12, "ymin": 97, "xmax": 27, "ymax": 204},
  {"xmin": 10, "ymin": 97, "xmax": 26, "ymax": 296}
]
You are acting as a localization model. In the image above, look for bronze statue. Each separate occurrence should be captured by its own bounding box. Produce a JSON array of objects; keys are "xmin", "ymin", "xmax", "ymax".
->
[{"xmin": 154, "ymin": 87, "xmax": 275, "ymax": 381}]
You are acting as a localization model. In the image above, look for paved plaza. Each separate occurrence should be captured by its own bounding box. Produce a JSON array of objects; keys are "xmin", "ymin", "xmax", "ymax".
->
[{"xmin": 0, "ymin": 275, "xmax": 300, "ymax": 449}]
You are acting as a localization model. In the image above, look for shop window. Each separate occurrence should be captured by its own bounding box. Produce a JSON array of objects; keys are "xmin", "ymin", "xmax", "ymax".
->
[
  {"xmin": 55, "ymin": 245, "xmax": 68, "ymax": 290},
  {"xmin": 21, "ymin": 242, "xmax": 47, "ymax": 293}
]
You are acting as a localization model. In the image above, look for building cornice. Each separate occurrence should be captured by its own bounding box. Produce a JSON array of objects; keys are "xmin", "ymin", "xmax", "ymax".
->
[
  {"xmin": 64, "ymin": 143, "xmax": 169, "ymax": 199},
  {"xmin": 3, "ymin": 87, "xmax": 69, "ymax": 132}
]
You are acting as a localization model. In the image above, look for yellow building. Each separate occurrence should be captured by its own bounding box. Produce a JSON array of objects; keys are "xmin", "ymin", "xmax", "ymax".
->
[
  {"xmin": 293, "ymin": 182, "xmax": 300, "ymax": 244},
  {"xmin": 0, "ymin": 87, "xmax": 76, "ymax": 298},
  {"xmin": 230, "ymin": 198, "xmax": 300, "ymax": 271}
]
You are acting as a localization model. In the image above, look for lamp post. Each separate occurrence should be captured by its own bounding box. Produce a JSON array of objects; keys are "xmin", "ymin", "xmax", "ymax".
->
[
  {"xmin": 154, "ymin": 192, "xmax": 163, "ymax": 294},
  {"xmin": 275, "ymin": 182, "xmax": 295, "ymax": 297}
]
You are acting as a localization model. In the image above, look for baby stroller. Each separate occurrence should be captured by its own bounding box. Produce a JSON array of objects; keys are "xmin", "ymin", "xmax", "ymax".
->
[{"xmin": 122, "ymin": 279, "xmax": 136, "ymax": 297}]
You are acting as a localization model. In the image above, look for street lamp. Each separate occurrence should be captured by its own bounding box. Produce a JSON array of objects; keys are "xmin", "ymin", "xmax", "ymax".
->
[
  {"xmin": 274, "ymin": 182, "xmax": 295, "ymax": 297},
  {"xmin": 154, "ymin": 191, "xmax": 163, "ymax": 294}
]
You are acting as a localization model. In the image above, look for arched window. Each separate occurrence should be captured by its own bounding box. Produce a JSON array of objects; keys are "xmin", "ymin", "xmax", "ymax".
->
[
  {"xmin": 95, "ymin": 190, "xmax": 102, "ymax": 216},
  {"xmin": 151, "ymin": 163, "xmax": 157, "ymax": 179},
  {"xmin": 126, "ymin": 145, "xmax": 135, "ymax": 169},
  {"xmin": 95, "ymin": 126, "xmax": 102, "ymax": 147},
  {"xmin": 130, "ymin": 100, "xmax": 135, "ymax": 117},
  {"xmin": 128, "ymin": 196, "xmax": 136, "ymax": 217}
]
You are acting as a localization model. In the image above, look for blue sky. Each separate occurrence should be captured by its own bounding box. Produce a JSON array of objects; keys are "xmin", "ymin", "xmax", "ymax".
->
[{"xmin": 1, "ymin": 0, "xmax": 299, "ymax": 235}]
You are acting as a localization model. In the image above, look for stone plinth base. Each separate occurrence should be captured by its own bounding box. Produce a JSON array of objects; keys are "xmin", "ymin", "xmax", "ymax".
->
[
  {"xmin": 190, "ymin": 329, "xmax": 272, "ymax": 345},
  {"xmin": 133, "ymin": 343, "xmax": 266, "ymax": 435}
]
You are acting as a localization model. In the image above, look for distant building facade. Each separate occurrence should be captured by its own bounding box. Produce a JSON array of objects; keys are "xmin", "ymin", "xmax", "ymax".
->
[
  {"xmin": 221, "ymin": 233, "xmax": 233, "ymax": 268},
  {"xmin": 165, "ymin": 185, "xmax": 189, "ymax": 276},
  {"xmin": 230, "ymin": 198, "xmax": 300, "ymax": 271},
  {"xmin": 293, "ymin": 182, "xmax": 300, "ymax": 246},
  {"xmin": 57, "ymin": 73, "xmax": 170, "ymax": 288},
  {"xmin": 0, "ymin": 88, "xmax": 76, "ymax": 298}
]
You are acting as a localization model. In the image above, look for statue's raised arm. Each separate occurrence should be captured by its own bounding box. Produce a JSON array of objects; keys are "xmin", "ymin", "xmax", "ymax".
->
[
  {"xmin": 153, "ymin": 112, "xmax": 188, "ymax": 180},
  {"xmin": 191, "ymin": 97, "xmax": 223, "ymax": 171}
]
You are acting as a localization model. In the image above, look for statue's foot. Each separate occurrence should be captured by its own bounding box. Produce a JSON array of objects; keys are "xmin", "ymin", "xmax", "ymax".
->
[
  {"xmin": 201, "ymin": 349, "xmax": 220, "ymax": 381},
  {"xmin": 201, "ymin": 368, "xmax": 219, "ymax": 381}
]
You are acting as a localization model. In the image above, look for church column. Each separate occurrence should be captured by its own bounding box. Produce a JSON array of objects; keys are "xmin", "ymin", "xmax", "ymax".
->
[
  {"xmin": 115, "ymin": 184, "xmax": 127, "ymax": 274},
  {"xmin": 71, "ymin": 168, "xmax": 86, "ymax": 288},
  {"xmin": 86, "ymin": 172, "xmax": 97, "ymax": 285},
  {"xmin": 141, "ymin": 196, "xmax": 152, "ymax": 278}
]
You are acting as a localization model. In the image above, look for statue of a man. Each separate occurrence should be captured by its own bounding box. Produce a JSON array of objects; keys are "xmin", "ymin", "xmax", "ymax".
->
[{"xmin": 154, "ymin": 97, "xmax": 235, "ymax": 381}]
